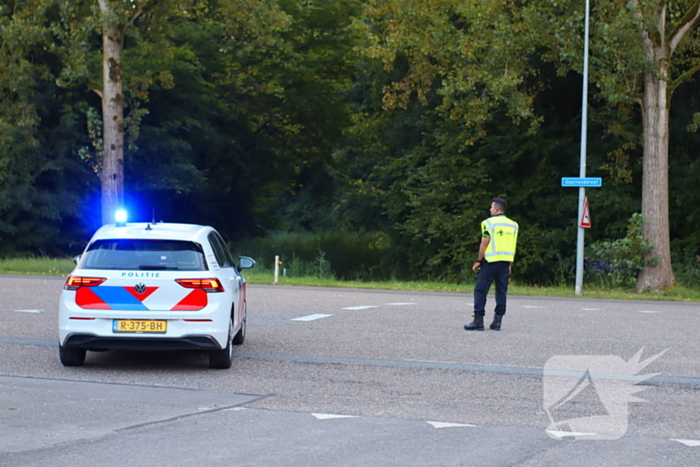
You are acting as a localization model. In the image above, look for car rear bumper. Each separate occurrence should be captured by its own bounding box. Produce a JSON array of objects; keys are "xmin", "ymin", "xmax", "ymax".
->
[{"xmin": 61, "ymin": 333, "xmax": 223, "ymax": 351}]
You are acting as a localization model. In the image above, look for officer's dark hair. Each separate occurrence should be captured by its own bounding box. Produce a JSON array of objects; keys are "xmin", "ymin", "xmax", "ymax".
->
[{"xmin": 492, "ymin": 197, "xmax": 507, "ymax": 213}]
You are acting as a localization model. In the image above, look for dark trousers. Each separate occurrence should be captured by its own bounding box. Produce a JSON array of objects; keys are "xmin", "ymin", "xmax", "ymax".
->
[{"xmin": 473, "ymin": 261, "xmax": 510, "ymax": 317}]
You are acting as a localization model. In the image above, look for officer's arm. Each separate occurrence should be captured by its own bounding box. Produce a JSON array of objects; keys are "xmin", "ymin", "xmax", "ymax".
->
[
  {"xmin": 478, "ymin": 236, "xmax": 490, "ymax": 260},
  {"xmin": 472, "ymin": 237, "xmax": 490, "ymax": 272}
]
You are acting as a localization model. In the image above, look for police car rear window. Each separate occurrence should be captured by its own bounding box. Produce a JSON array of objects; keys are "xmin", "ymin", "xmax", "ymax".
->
[{"xmin": 81, "ymin": 239, "xmax": 207, "ymax": 271}]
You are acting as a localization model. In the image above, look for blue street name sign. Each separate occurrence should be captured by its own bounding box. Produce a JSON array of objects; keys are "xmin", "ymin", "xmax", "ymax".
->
[{"xmin": 561, "ymin": 177, "xmax": 602, "ymax": 187}]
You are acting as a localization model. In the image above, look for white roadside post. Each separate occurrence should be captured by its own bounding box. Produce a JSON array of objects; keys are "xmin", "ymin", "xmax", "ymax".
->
[{"xmin": 274, "ymin": 255, "xmax": 280, "ymax": 284}]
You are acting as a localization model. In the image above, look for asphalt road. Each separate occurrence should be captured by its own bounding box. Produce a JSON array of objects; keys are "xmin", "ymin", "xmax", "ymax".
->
[{"xmin": 1, "ymin": 275, "xmax": 699, "ymax": 466}]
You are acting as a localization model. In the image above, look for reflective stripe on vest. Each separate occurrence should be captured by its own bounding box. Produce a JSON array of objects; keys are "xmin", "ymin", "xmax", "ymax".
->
[{"xmin": 482, "ymin": 216, "xmax": 519, "ymax": 262}]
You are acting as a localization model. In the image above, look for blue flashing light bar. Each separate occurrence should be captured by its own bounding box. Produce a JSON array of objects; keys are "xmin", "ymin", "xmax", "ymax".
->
[{"xmin": 115, "ymin": 209, "xmax": 128, "ymax": 225}]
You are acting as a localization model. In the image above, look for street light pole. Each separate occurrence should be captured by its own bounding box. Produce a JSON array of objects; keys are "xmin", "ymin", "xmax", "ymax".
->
[{"xmin": 575, "ymin": 0, "xmax": 591, "ymax": 296}]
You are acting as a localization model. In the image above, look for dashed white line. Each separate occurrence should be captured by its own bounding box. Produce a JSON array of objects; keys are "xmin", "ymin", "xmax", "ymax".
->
[
  {"xmin": 671, "ymin": 439, "xmax": 700, "ymax": 447},
  {"xmin": 291, "ymin": 314, "xmax": 333, "ymax": 322},
  {"xmin": 312, "ymin": 413, "xmax": 358, "ymax": 420},
  {"xmin": 522, "ymin": 306, "xmax": 544, "ymax": 309},
  {"xmin": 427, "ymin": 421, "xmax": 476, "ymax": 429},
  {"xmin": 580, "ymin": 308, "xmax": 601, "ymax": 311},
  {"xmin": 638, "ymin": 310, "xmax": 662, "ymax": 314},
  {"xmin": 342, "ymin": 306, "xmax": 379, "ymax": 310},
  {"xmin": 14, "ymin": 309, "xmax": 42, "ymax": 313}
]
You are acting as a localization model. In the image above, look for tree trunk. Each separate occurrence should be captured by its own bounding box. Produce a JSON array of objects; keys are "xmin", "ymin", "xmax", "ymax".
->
[
  {"xmin": 99, "ymin": 2, "xmax": 125, "ymax": 226},
  {"xmin": 636, "ymin": 46, "xmax": 675, "ymax": 292}
]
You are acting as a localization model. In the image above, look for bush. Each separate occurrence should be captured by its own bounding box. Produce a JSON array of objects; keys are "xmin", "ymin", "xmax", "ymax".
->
[
  {"xmin": 280, "ymin": 250, "xmax": 335, "ymax": 280},
  {"xmin": 671, "ymin": 241, "xmax": 700, "ymax": 288},
  {"xmin": 588, "ymin": 213, "xmax": 658, "ymax": 288},
  {"xmin": 235, "ymin": 230, "xmax": 391, "ymax": 280}
]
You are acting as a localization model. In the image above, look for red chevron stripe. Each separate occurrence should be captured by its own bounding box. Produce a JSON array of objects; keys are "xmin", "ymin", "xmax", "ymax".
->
[{"xmin": 171, "ymin": 289, "xmax": 208, "ymax": 311}]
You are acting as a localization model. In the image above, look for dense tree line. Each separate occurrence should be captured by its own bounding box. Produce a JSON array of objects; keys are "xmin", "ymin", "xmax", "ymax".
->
[{"xmin": 1, "ymin": 0, "xmax": 699, "ymax": 290}]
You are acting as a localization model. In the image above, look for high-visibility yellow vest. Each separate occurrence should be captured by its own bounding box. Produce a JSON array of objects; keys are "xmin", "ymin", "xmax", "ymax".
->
[{"xmin": 481, "ymin": 215, "xmax": 519, "ymax": 262}]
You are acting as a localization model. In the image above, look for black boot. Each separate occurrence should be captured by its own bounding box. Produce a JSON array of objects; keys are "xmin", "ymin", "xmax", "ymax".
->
[
  {"xmin": 464, "ymin": 315, "xmax": 484, "ymax": 331},
  {"xmin": 490, "ymin": 315, "xmax": 503, "ymax": 331}
]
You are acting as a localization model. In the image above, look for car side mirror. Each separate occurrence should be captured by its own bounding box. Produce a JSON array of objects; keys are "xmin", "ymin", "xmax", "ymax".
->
[
  {"xmin": 238, "ymin": 256, "xmax": 256, "ymax": 271},
  {"xmin": 72, "ymin": 255, "xmax": 82, "ymax": 265}
]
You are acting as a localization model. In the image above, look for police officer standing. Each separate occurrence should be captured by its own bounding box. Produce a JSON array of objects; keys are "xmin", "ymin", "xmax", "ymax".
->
[{"xmin": 464, "ymin": 197, "xmax": 519, "ymax": 331}]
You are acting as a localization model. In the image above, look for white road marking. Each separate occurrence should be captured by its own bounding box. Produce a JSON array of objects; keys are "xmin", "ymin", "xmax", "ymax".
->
[
  {"xmin": 291, "ymin": 314, "xmax": 333, "ymax": 322},
  {"xmin": 342, "ymin": 306, "xmax": 378, "ymax": 310},
  {"xmin": 385, "ymin": 303, "xmax": 416, "ymax": 306},
  {"xmin": 312, "ymin": 413, "xmax": 358, "ymax": 420},
  {"xmin": 638, "ymin": 310, "xmax": 662, "ymax": 314},
  {"xmin": 546, "ymin": 430, "xmax": 597, "ymax": 438},
  {"xmin": 427, "ymin": 421, "xmax": 477, "ymax": 429},
  {"xmin": 15, "ymin": 309, "xmax": 42, "ymax": 313},
  {"xmin": 522, "ymin": 306, "xmax": 544, "ymax": 309},
  {"xmin": 580, "ymin": 308, "xmax": 601, "ymax": 311},
  {"xmin": 671, "ymin": 439, "xmax": 700, "ymax": 447}
]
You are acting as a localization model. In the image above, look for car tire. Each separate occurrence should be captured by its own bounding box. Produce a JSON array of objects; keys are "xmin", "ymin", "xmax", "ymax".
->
[
  {"xmin": 59, "ymin": 345, "xmax": 86, "ymax": 367},
  {"xmin": 209, "ymin": 316, "xmax": 233, "ymax": 369},
  {"xmin": 232, "ymin": 302, "xmax": 246, "ymax": 346}
]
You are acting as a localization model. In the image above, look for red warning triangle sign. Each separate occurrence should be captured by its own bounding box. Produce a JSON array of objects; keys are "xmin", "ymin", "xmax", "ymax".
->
[{"xmin": 580, "ymin": 196, "xmax": 591, "ymax": 228}]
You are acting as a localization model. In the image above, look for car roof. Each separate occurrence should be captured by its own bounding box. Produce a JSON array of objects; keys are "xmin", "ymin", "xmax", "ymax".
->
[{"xmin": 90, "ymin": 223, "xmax": 214, "ymax": 243}]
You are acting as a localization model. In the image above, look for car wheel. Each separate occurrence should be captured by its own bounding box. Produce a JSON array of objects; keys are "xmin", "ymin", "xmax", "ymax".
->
[
  {"xmin": 209, "ymin": 316, "xmax": 233, "ymax": 369},
  {"xmin": 232, "ymin": 302, "xmax": 246, "ymax": 346},
  {"xmin": 59, "ymin": 345, "xmax": 86, "ymax": 367}
]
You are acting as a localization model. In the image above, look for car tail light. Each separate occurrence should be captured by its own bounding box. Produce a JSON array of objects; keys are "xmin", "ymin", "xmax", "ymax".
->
[
  {"xmin": 64, "ymin": 276, "xmax": 107, "ymax": 290},
  {"xmin": 175, "ymin": 278, "xmax": 225, "ymax": 293}
]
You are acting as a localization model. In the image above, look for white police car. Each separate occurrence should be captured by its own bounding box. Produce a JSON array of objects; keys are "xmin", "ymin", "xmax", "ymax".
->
[{"xmin": 58, "ymin": 213, "xmax": 255, "ymax": 369}]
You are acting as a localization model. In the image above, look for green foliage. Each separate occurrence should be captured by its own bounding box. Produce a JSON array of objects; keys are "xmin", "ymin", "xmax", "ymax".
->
[
  {"xmin": 1, "ymin": 0, "xmax": 700, "ymax": 294},
  {"xmin": 671, "ymin": 238, "xmax": 700, "ymax": 288},
  {"xmin": 0, "ymin": 0, "xmax": 364, "ymax": 252},
  {"xmin": 672, "ymin": 251, "xmax": 700, "ymax": 288},
  {"xmin": 363, "ymin": 0, "xmax": 540, "ymax": 142},
  {"xmin": 283, "ymin": 254, "xmax": 315, "ymax": 278},
  {"xmin": 0, "ymin": 0, "xmax": 95, "ymax": 255},
  {"xmin": 281, "ymin": 249, "xmax": 336, "ymax": 280},
  {"xmin": 588, "ymin": 213, "xmax": 658, "ymax": 289},
  {"xmin": 239, "ymin": 230, "xmax": 390, "ymax": 281}
]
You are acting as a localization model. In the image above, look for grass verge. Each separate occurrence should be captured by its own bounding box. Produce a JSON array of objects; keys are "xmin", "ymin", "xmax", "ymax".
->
[
  {"xmin": 2, "ymin": 257, "xmax": 698, "ymax": 302},
  {"xmin": 0, "ymin": 257, "xmax": 74, "ymax": 276}
]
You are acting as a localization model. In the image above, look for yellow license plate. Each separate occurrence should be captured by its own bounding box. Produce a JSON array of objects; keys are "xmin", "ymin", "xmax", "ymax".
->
[{"xmin": 113, "ymin": 320, "xmax": 167, "ymax": 333}]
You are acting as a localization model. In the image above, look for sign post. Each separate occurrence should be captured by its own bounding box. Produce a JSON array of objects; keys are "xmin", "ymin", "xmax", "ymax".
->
[
  {"xmin": 562, "ymin": 178, "xmax": 601, "ymax": 295},
  {"xmin": 571, "ymin": 0, "xmax": 591, "ymax": 296}
]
